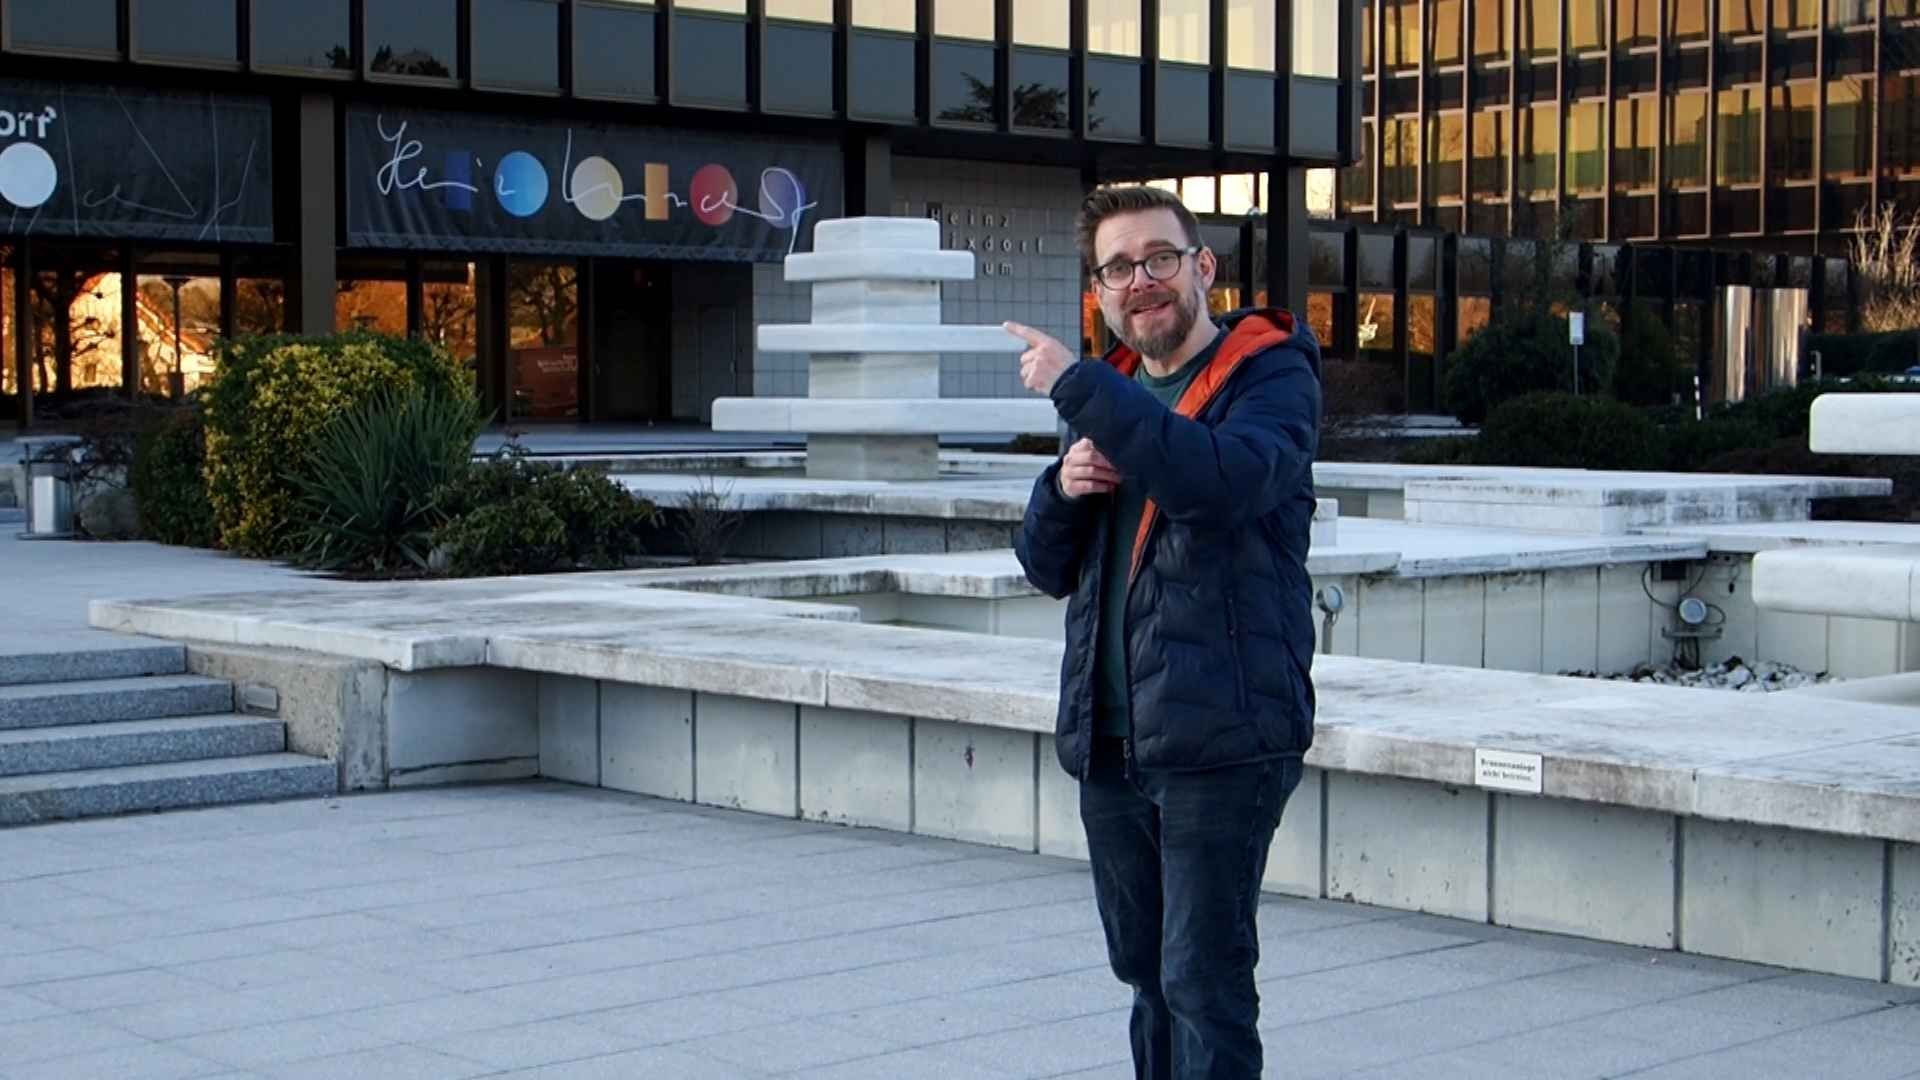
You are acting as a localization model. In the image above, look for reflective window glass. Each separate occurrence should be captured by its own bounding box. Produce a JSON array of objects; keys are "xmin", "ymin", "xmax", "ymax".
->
[
  {"xmin": 1518, "ymin": 102, "xmax": 1559, "ymax": 196},
  {"xmin": 1612, "ymin": 96, "xmax": 1656, "ymax": 192},
  {"xmin": 853, "ymin": 0, "xmax": 915, "ymax": 31},
  {"xmin": 1293, "ymin": 0, "xmax": 1339, "ymax": 75},
  {"xmin": 1827, "ymin": 0, "xmax": 1873, "ymax": 25},
  {"xmin": 1886, "ymin": 75, "xmax": 1920, "ymax": 179},
  {"xmin": 6, "ymin": 0, "xmax": 117, "ymax": 53},
  {"xmin": 1721, "ymin": 0, "xmax": 1762, "ymax": 36},
  {"xmin": 253, "ymin": 0, "xmax": 352, "ymax": 71},
  {"xmin": 1668, "ymin": 91, "xmax": 1707, "ymax": 187},
  {"xmin": 1161, "ymin": 0, "xmax": 1210, "ymax": 63},
  {"xmin": 1567, "ymin": 100, "xmax": 1604, "ymax": 193},
  {"xmin": 1343, "ymin": 120, "xmax": 1377, "ymax": 207},
  {"xmin": 1088, "ymin": 0, "xmax": 1142, "ymax": 54},
  {"xmin": 1428, "ymin": 112, "xmax": 1466, "ymax": 201},
  {"xmin": 1384, "ymin": 0, "xmax": 1420, "ymax": 68},
  {"xmin": 1429, "ymin": 0, "xmax": 1463, "ymax": 65},
  {"xmin": 1716, "ymin": 87, "xmax": 1762, "ymax": 183},
  {"xmin": 1383, "ymin": 117, "xmax": 1419, "ymax": 203},
  {"xmin": 1771, "ymin": 82, "xmax": 1818, "ymax": 182},
  {"xmin": 677, "ymin": 0, "xmax": 745, "ymax": 11},
  {"xmin": 575, "ymin": 3, "xmax": 656, "ymax": 99},
  {"xmin": 1227, "ymin": 0, "xmax": 1276, "ymax": 70},
  {"xmin": 1473, "ymin": 0, "xmax": 1510, "ymax": 60},
  {"xmin": 1521, "ymin": 0, "xmax": 1557, "ymax": 57},
  {"xmin": 1568, "ymin": 0, "xmax": 1604, "ymax": 50},
  {"xmin": 1773, "ymin": 0, "xmax": 1817, "ymax": 31},
  {"xmin": 1014, "ymin": 0, "xmax": 1070, "ymax": 47},
  {"xmin": 1614, "ymin": 0, "xmax": 1654, "ymax": 47},
  {"xmin": 368, "ymin": 0, "xmax": 458, "ymax": 78},
  {"xmin": 1667, "ymin": 0, "xmax": 1706, "ymax": 41},
  {"xmin": 138, "ymin": 0, "xmax": 238, "ymax": 63},
  {"xmin": 1471, "ymin": 108, "xmax": 1509, "ymax": 200},
  {"xmin": 1826, "ymin": 77, "xmax": 1875, "ymax": 181},
  {"xmin": 472, "ymin": 0, "xmax": 559, "ymax": 90},
  {"xmin": 768, "ymin": 0, "xmax": 833, "ymax": 20},
  {"xmin": 936, "ymin": 1, "xmax": 995, "ymax": 39}
]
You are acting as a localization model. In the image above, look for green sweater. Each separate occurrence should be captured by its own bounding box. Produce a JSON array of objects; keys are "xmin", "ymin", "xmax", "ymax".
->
[{"xmin": 1093, "ymin": 331, "xmax": 1223, "ymax": 739}]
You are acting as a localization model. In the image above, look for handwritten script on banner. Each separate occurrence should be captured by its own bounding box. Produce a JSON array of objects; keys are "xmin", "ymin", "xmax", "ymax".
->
[{"xmin": 345, "ymin": 107, "xmax": 841, "ymax": 262}]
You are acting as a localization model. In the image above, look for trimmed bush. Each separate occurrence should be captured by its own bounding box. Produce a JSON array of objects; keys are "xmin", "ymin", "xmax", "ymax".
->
[
  {"xmin": 1803, "ymin": 329, "xmax": 1920, "ymax": 378},
  {"xmin": 130, "ymin": 407, "xmax": 218, "ymax": 548},
  {"xmin": 433, "ymin": 445, "xmax": 660, "ymax": 576},
  {"xmin": 202, "ymin": 332, "xmax": 474, "ymax": 557},
  {"xmin": 1443, "ymin": 309, "xmax": 1620, "ymax": 426},
  {"xmin": 1612, "ymin": 301, "xmax": 1691, "ymax": 408},
  {"xmin": 1475, "ymin": 392, "xmax": 1667, "ymax": 472},
  {"xmin": 1661, "ymin": 414, "xmax": 1772, "ymax": 473},
  {"xmin": 286, "ymin": 386, "xmax": 486, "ymax": 575},
  {"xmin": 1396, "ymin": 435, "xmax": 1480, "ymax": 465}
]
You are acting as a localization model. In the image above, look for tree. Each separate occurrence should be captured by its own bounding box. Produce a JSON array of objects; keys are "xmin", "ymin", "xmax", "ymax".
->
[
  {"xmin": 1850, "ymin": 202, "xmax": 1920, "ymax": 333},
  {"xmin": 937, "ymin": 73, "xmax": 1071, "ymax": 130},
  {"xmin": 508, "ymin": 264, "xmax": 578, "ymax": 347}
]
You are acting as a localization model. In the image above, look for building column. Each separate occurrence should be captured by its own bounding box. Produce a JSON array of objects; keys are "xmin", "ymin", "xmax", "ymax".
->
[
  {"xmin": 1264, "ymin": 167, "xmax": 1312, "ymax": 318},
  {"xmin": 291, "ymin": 93, "xmax": 337, "ymax": 336},
  {"xmin": 844, "ymin": 134, "xmax": 894, "ymax": 217}
]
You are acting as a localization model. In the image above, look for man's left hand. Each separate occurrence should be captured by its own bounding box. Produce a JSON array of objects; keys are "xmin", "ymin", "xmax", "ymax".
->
[{"xmin": 1006, "ymin": 322, "xmax": 1074, "ymax": 396}]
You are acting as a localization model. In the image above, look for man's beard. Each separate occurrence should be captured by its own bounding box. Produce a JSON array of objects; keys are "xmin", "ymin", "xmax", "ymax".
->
[{"xmin": 1106, "ymin": 282, "xmax": 1201, "ymax": 361}]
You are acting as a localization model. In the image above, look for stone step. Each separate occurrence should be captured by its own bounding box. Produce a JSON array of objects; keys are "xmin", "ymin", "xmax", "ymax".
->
[
  {"xmin": 0, "ymin": 640, "xmax": 187, "ymax": 687},
  {"xmin": 0, "ymin": 675, "xmax": 233, "ymax": 731},
  {"xmin": 0, "ymin": 715, "xmax": 286, "ymax": 777},
  {"xmin": 0, "ymin": 754, "xmax": 336, "ymax": 827}
]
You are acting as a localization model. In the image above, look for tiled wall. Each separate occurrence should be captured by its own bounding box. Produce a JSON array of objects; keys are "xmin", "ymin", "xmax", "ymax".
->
[{"xmin": 749, "ymin": 157, "xmax": 1086, "ymax": 400}]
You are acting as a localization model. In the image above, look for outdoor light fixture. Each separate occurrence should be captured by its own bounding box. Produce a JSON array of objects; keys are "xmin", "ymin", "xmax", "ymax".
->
[{"xmin": 1315, "ymin": 585, "xmax": 1346, "ymax": 655}]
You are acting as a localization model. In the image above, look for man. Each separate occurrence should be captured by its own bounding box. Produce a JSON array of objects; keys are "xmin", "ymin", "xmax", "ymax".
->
[{"xmin": 1006, "ymin": 184, "xmax": 1322, "ymax": 1079}]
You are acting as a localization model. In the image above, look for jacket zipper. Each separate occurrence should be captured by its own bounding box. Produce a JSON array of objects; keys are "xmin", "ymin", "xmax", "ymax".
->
[{"xmin": 1226, "ymin": 591, "xmax": 1250, "ymax": 711}]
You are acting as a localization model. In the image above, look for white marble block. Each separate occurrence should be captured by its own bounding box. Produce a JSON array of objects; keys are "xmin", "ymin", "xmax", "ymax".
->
[
  {"xmin": 1810, "ymin": 393, "xmax": 1920, "ymax": 455},
  {"xmin": 809, "ymin": 280, "xmax": 944, "ymax": 324},
  {"xmin": 808, "ymin": 353, "xmax": 940, "ymax": 399}
]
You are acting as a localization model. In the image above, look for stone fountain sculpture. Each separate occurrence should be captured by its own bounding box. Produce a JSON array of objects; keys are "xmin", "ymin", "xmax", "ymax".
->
[{"xmin": 710, "ymin": 217, "xmax": 1059, "ymax": 481}]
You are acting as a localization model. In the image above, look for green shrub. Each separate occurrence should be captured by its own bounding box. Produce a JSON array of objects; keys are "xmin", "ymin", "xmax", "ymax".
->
[
  {"xmin": 130, "ymin": 407, "xmax": 218, "ymax": 548},
  {"xmin": 1804, "ymin": 329, "xmax": 1920, "ymax": 378},
  {"xmin": 1661, "ymin": 414, "xmax": 1772, "ymax": 473},
  {"xmin": 1443, "ymin": 309, "xmax": 1620, "ymax": 426},
  {"xmin": 201, "ymin": 332, "xmax": 475, "ymax": 557},
  {"xmin": 1475, "ymin": 392, "xmax": 1667, "ymax": 471},
  {"xmin": 435, "ymin": 498, "xmax": 569, "ymax": 578},
  {"xmin": 433, "ymin": 445, "xmax": 661, "ymax": 576},
  {"xmin": 1612, "ymin": 301, "xmax": 1691, "ymax": 408},
  {"xmin": 285, "ymin": 387, "xmax": 485, "ymax": 575}
]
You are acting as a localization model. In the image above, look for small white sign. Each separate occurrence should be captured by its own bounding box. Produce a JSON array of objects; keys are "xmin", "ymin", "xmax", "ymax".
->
[
  {"xmin": 1475, "ymin": 748, "xmax": 1544, "ymax": 794},
  {"xmin": 1568, "ymin": 312, "xmax": 1586, "ymax": 346}
]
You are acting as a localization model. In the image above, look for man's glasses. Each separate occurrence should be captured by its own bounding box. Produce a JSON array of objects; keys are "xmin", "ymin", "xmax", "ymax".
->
[{"xmin": 1092, "ymin": 246, "xmax": 1200, "ymax": 290}]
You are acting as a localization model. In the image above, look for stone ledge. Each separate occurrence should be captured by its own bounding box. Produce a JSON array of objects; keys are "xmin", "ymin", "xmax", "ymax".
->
[
  {"xmin": 1752, "ymin": 543, "xmax": 1920, "ymax": 622},
  {"xmin": 756, "ymin": 324, "xmax": 1025, "ymax": 355},
  {"xmin": 712, "ymin": 398, "xmax": 1060, "ymax": 435}
]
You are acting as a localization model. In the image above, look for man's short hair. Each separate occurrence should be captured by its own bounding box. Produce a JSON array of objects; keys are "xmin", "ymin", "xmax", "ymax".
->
[{"xmin": 1075, "ymin": 185, "xmax": 1204, "ymax": 272}]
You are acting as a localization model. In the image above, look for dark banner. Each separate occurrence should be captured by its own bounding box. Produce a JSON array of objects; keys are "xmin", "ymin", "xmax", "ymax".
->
[
  {"xmin": 0, "ymin": 78, "xmax": 273, "ymax": 244},
  {"xmin": 344, "ymin": 106, "xmax": 841, "ymax": 261}
]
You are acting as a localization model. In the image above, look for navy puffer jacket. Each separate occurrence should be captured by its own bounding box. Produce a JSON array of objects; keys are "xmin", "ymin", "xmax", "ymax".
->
[{"xmin": 1015, "ymin": 308, "xmax": 1322, "ymax": 778}]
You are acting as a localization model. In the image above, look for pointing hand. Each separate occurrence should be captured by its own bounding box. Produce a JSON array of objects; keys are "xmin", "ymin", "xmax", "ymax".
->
[{"xmin": 1006, "ymin": 321, "xmax": 1075, "ymax": 397}]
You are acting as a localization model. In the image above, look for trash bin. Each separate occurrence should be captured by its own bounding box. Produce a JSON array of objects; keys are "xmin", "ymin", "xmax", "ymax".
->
[{"xmin": 17, "ymin": 435, "xmax": 82, "ymax": 540}]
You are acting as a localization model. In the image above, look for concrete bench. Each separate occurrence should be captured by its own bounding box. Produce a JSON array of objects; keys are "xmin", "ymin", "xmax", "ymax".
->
[{"xmin": 92, "ymin": 574, "xmax": 1920, "ymax": 987}]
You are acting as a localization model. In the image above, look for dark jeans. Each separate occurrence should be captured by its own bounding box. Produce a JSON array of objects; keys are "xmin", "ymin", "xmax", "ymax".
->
[{"xmin": 1080, "ymin": 736, "xmax": 1303, "ymax": 1080}]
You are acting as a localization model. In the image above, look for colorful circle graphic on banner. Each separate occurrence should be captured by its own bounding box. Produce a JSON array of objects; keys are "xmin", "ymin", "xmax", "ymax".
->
[
  {"xmin": 690, "ymin": 164, "xmax": 736, "ymax": 227},
  {"xmin": 494, "ymin": 151, "xmax": 550, "ymax": 218},
  {"xmin": 0, "ymin": 142, "xmax": 57, "ymax": 209},
  {"xmin": 569, "ymin": 156, "xmax": 623, "ymax": 222},
  {"xmin": 758, "ymin": 168, "xmax": 807, "ymax": 228}
]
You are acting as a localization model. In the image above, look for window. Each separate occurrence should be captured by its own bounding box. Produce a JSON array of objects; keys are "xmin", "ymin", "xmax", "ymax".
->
[
  {"xmin": 1358, "ymin": 293, "xmax": 1396, "ymax": 353},
  {"xmin": 936, "ymin": 1, "xmax": 995, "ymax": 38},
  {"xmin": 1308, "ymin": 292, "xmax": 1337, "ymax": 345},
  {"xmin": 1384, "ymin": 117, "xmax": 1420, "ymax": 203},
  {"xmin": 1827, "ymin": 0, "xmax": 1873, "ymax": 26},
  {"xmin": 1613, "ymin": 97, "xmax": 1656, "ymax": 192},
  {"xmin": 1717, "ymin": 87, "xmax": 1762, "ymax": 183},
  {"xmin": 768, "ymin": 0, "xmax": 833, "ymax": 20},
  {"xmin": 1228, "ymin": 0, "xmax": 1276, "ymax": 71},
  {"xmin": 1668, "ymin": 0, "xmax": 1706, "ymax": 41},
  {"xmin": 1888, "ymin": 75, "xmax": 1920, "ymax": 180},
  {"xmin": 1774, "ymin": 0, "xmax": 1817, "ymax": 31},
  {"xmin": 1568, "ymin": 100, "xmax": 1604, "ymax": 193},
  {"xmin": 252, "ymin": 0, "xmax": 351, "ymax": 71},
  {"xmin": 137, "ymin": 0, "xmax": 238, "ymax": 64},
  {"xmin": 1721, "ymin": 0, "xmax": 1762, "ymax": 36},
  {"xmin": 1344, "ymin": 120, "xmax": 1377, "ymax": 207},
  {"xmin": 677, "ymin": 0, "xmax": 745, "ymax": 10},
  {"xmin": 1771, "ymin": 82, "xmax": 1817, "ymax": 182},
  {"xmin": 853, "ymin": 0, "xmax": 915, "ymax": 31},
  {"xmin": 1519, "ymin": 102, "xmax": 1559, "ymax": 196},
  {"xmin": 1430, "ymin": 0, "xmax": 1464, "ymax": 65},
  {"xmin": 1826, "ymin": 77, "xmax": 1875, "ymax": 181},
  {"xmin": 1458, "ymin": 297, "xmax": 1491, "ymax": 343},
  {"xmin": 1161, "ymin": 0, "xmax": 1210, "ymax": 63},
  {"xmin": 1384, "ymin": 0, "xmax": 1419, "ymax": 69},
  {"xmin": 5, "ymin": 0, "xmax": 117, "ymax": 53},
  {"xmin": 368, "ymin": 0, "xmax": 459, "ymax": 79},
  {"xmin": 1568, "ymin": 0, "xmax": 1604, "ymax": 50},
  {"xmin": 1473, "ymin": 0, "xmax": 1510, "ymax": 60},
  {"xmin": 1614, "ymin": 0, "xmax": 1654, "ymax": 47},
  {"xmin": 472, "ymin": 0, "xmax": 560, "ymax": 91},
  {"xmin": 1521, "ymin": 0, "xmax": 1557, "ymax": 57},
  {"xmin": 1668, "ymin": 91, "xmax": 1708, "ymax": 187},
  {"xmin": 575, "ymin": 3, "xmax": 656, "ymax": 100},
  {"xmin": 1014, "ymin": 0, "xmax": 1069, "ymax": 47},
  {"xmin": 1088, "ymin": 0, "xmax": 1141, "ymax": 53},
  {"xmin": 1471, "ymin": 108, "xmax": 1509, "ymax": 201},
  {"xmin": 1182, "ymin": 176, "xmax": 1218, "ymax": 213},
  {"xmin": 1428, "ymin": 112, "xmax": 1466, "ymax": 201},
  {"xmin": 1293, "ymin": 0, "xmax": 1340, "ymax": 76}
]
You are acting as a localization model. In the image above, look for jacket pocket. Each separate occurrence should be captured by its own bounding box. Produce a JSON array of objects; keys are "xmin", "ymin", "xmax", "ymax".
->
[{"xmin": 1224, "ymin": 590, "xmax": 1250, "ymax": 712}]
